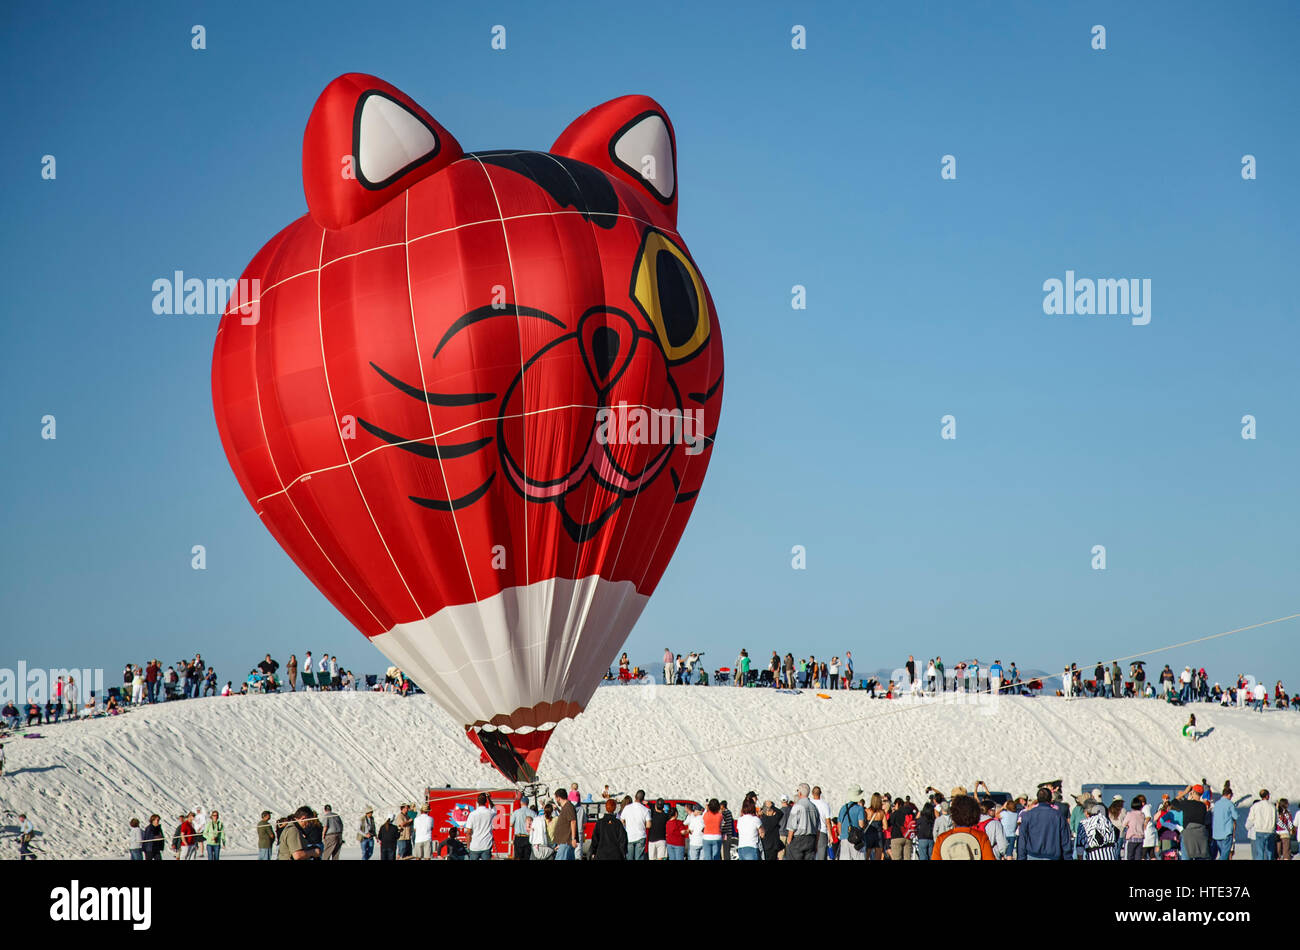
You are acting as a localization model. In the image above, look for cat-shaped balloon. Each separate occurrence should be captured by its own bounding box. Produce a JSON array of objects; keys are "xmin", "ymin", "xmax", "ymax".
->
[{"xmin": 212, "ymin": 74, "xmax": 722, "ymax": 780}]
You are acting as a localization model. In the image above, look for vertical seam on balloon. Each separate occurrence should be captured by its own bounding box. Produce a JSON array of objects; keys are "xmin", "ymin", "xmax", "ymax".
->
[
  {"xmin": 313, "ymin": 227, "xmax": 427, "ymax": 619},
  {"xmin": 533, "ymin": 151, "xmax": 600, "ymax": 701},
  {"xmin": 465, "ymin": 155, "xmax": 530, "ymax": 591},
  {"xmin": 463, "ymin": 154, "xmax": 529, "ymax": 716},
  {"xmin": 243, "ymin": 226, "xmax": 386, "ymax": 633},
  {"xmin": 402, "ymin": 188, "xmax": 480, "ymax": 606}
]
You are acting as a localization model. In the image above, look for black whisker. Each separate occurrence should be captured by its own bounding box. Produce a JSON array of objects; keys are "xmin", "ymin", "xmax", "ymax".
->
[
  {"xmin": 358, "ymin": 418, "xmax": 493, "ymax": 459},
  {"xmin": 670, "ymin": 468, "xmax": 700, "ymax": 503},
  {"xmin": 432, "ymin": 304, "xmax": 565, "ymax": 359},
  {"xmin": 688, "ymin": 371, "xmax": 724, "ymax": 405},
  {"xmin": 370, "ymin": 362, "xmax": 495, "ymax": 406},
  {"xmin": 410, "ymin": 473, "xmax": 495, "ymax": 511}
]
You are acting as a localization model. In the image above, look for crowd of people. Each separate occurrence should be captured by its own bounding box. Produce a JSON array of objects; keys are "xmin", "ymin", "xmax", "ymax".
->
[
  {"xmin": 508, "ymin": 780, "xmax": 1297, "ymax": 862},
  {"xmin": 646, "ymin": 646, "xmax": 1297, "ymax": 713},
  {"xmin": 95, "ymin": 778, "xmax": 1296, "ymax": 862},
  {"xmin": 0, "ymin": 652, "xmax": 404, "ymax": 730},
  {"xmin": 1061, "ymin": 661, "xmax": 1293, "ymax": 710}
]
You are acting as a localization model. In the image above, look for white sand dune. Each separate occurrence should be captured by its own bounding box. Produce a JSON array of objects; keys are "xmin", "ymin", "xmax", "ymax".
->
[{"xmin": 3, "ymin": 686, "xmax": 1297, "ymax": 859}]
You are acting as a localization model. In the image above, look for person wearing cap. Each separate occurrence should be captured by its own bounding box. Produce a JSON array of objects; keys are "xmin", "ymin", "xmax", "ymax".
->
[
  {"xmin": 377, "ymin": 813, "xmax": 399, "ymax": 860},
  {"xmin": 1168, "ymin": 784, "xmax": 1211, "ymax": 859},
  {"xmin": 684, "ymin": 802, "xmax": 706, "ymax": 860},
  {"xmin": 256, "ymin": 810, "xmax": 275, "ymax": 861},
  {"xmin": 510, "ymin": 795, "xmax": 534, "ymax": 860},
  {"xmin": 358, "ymin": 806, "xmax": 377, "ymax": 861},
  {"xmin": 589, "ymin": 798, "xmax": 628, "ymax": 860},
  {"xmin": 412, "ymin": 805, "xmax": 435, "ymax": 860},
  {"xmin": 1016, "ymin": 787, "xmax": 1072, "ymax": 860}
]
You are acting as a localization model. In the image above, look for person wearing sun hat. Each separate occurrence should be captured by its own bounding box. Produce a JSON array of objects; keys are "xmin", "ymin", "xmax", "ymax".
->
[
  {"xmin": 358, "ymin": 806, "xmax": 376, "ymax": 861},
  {"xmin": 837, "ymin": 787, "xmax": 867, "ymax": 860}
]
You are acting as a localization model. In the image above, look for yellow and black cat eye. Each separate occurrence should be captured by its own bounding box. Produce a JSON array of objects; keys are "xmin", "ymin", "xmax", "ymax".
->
[{"xmin": 630, "ymin": 229, "xmax": 710, "ymax": 362}]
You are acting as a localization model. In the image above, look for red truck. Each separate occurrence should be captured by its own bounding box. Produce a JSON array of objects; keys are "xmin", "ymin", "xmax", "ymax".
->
[{"xmin": 425, "ymin": 787, "xmax": 518, "ymax": 858}]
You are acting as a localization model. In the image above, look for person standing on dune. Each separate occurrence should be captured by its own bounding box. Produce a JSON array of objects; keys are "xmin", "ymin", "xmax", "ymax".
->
[{"xmin": 321, "ymin": 804, "xmax": 343, "ymax": 859}]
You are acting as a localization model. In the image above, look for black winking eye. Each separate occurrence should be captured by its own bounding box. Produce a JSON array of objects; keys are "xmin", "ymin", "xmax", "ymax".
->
[
  {"xmin": 655, "ymin": 251, "xmax": 699, "ymax": 350},
  {"xmin": 630, "ymin": 228, "xmax": 709, "ymax": 362}
]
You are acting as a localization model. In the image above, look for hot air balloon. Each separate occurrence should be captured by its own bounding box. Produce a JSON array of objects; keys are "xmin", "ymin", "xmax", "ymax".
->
[{"xmin": 211, "ymin": 74, "xmax": 722, "ymax": 782}]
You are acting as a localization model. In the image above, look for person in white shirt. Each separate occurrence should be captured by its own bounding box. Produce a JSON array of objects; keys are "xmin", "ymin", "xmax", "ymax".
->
[
  {"xmin": 685, "ymin": 804, "xmax": 706, "ymax": 860},
  {"xmin": 621, "ymin": 791, "xmax": 652, "ymax": 860},
  {"xmin": 1141, "ymin": 800, "xmax": 1157, "ymax": 857},
  {"xmin": 303, "ymin": 652, "xmax": 314, "ymax": 690},
  {"xmin": 192, "ymin": 806, "xmax": 207, "ymax": 836},
  {"xmin": 464, "ymin": 794, "xmax": 495, "ymax": 860},
  {"xmin": 736, "ymin": 800, "xmax": 763, "ymax": 859},
  {"xmin": 318, "ymin": 654, "xmax": 330, "ymax": 691},
  {"xmin": 1253, "ymin": 681, "xmax": 1267, "ymax": 712},
  {"xmin": 412, "ymin": 808, "xmax": 434, "ymax": 859},
  {"xmin": 810, "ymin": 786, "xmax": 832, "ymax": 860}
]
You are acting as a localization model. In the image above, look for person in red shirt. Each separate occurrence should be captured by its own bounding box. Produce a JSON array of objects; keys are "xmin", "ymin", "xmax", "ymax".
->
[
  {"xmin": 665, "ymin": 808, "xmax": 687, "ymax": 860},
  {"xmin": 931, "ymin": 796, "xmax": 996, "ymax": 860}
]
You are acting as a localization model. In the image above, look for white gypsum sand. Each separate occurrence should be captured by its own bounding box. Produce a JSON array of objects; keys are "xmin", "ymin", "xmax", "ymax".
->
[{"xmin": 2, "ymin": 687, "xmax": 1297, "ymax": 859}]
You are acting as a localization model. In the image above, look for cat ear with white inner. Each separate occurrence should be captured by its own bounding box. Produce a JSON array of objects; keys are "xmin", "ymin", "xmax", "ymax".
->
[
  {"xmin": 551, "ymin": 95, "xmax": 677, "ymax": 227},
  {"xmin": 303, "ymin": 73, "xmax": 463, "ymax": 230}
]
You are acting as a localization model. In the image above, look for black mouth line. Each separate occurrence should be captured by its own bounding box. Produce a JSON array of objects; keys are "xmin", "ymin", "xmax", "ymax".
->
[
  {"xmin": 357, "ymin": 417, "xmax": 493, "ymax": 460},
  {"xmin": 370, "ymin": 361, "xmax": 495, "ymax": 407},
  {"xmin": 555, "ymin": 495, "xmax": 622, "ymax": 543},
  {"xmin": 410, "ymin": 473, "xmax": 495, "ymax": 512}
]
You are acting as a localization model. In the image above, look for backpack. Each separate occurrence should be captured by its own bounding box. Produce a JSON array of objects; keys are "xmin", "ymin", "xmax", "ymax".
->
[{"xmin": 839, "ymin": 805, "xmax": 864, "ymax": 847}]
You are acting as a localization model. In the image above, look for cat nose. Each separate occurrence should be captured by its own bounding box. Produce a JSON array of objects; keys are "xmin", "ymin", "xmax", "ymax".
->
[{"xmin": 578, "ymin": 309, "xmax": 636, "ymax": 392}]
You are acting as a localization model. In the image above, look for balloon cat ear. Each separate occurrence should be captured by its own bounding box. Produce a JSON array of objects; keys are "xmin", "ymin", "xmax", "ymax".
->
[
  {"xmin": 551, "ymin": 95, "xmax": 677, "ymax": 227},
  {"xmin": 303, "ymin": 73, "xmax": 463, "ymax": 230}
]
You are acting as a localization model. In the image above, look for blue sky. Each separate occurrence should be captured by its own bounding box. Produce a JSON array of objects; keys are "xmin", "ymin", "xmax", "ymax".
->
[{"xmin": 2, "ymin": 0, "xmax": 1297, "ymax": 692}]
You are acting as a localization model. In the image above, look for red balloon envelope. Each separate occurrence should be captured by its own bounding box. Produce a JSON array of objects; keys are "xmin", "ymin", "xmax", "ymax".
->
[{"xmin": 211, "ymin": 74, "xmax": 722, "ymax": 781}]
